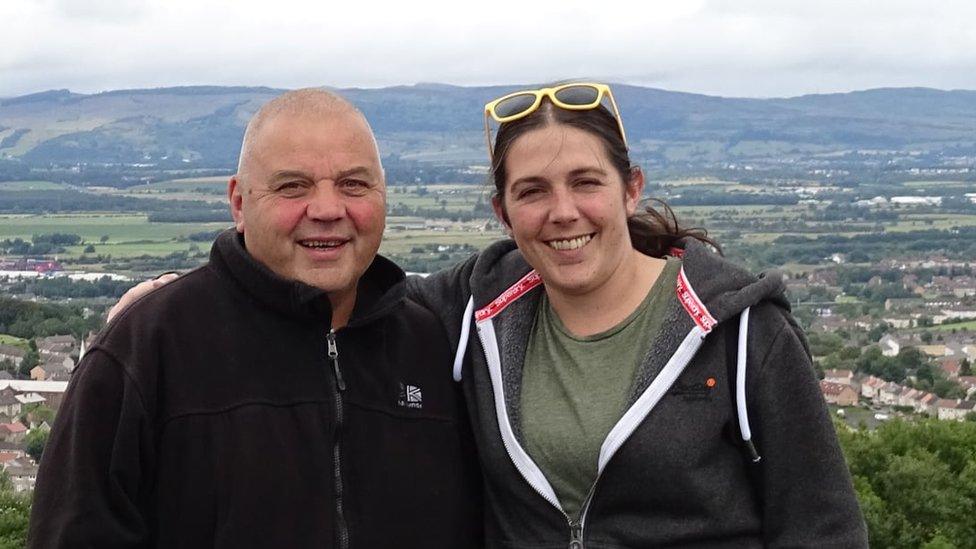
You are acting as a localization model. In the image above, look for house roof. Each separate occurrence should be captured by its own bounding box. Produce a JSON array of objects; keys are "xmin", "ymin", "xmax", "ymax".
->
[
  {"xmin": 940, "ymin": 359, "xmax": 961, "ymax": 375},
  {"xmin": 0, "ymin": 345, "xmax": 26, "ymax": 358},
  {"xmin": 0, "ymin": 380, "xmax": 68, "ymax": 394},
  {"xmin": 824, "ymin": 369, "xmax": 854, "ymax": 378},
  {"xmin": 938, "ymin": 399, "xmax": 959, "ymax": 409},
  {"xmin": 37, "ymin": 335, "xmax": 74, "ymax": 347},
  {"xmin": 820, "ymin": 381, "xmax": 855, "ymax": 396},
  {"xmin": 5, "ymin": 464, "xmax": 37, "ymax": 477},
  {"xmin": 0, "ymin": 391, "xmax": 20, "ymax": 407},
  {"xmin": 0, "ymin": 422, "xmax": 27, "ymax": 434},
  {"xmin": 15, "ymin": 393, "xmax": 45, "ymax": 405}
]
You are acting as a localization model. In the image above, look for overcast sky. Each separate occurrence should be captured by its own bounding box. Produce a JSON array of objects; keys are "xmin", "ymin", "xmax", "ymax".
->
[{"xmin": 2, "ymin": 0, "xmax": 975, "ymax": 99}]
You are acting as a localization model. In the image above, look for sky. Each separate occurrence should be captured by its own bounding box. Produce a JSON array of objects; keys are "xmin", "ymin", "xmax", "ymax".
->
[{"xmin": 2, "ymin": 0, "xmax": 976, "ymax": 99}]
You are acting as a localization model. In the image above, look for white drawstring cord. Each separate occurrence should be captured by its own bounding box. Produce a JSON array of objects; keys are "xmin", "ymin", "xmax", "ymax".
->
[
  {"xmin": 452, "ymin": 297, "xmax": 474, "ymax": 382},
  {"xmin": 736, "ymin": 307, "xmax": 761, "ymax": 463}
]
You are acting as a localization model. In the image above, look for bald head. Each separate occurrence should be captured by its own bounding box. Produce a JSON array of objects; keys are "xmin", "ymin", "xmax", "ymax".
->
[{"xmin": 237, "ymin": 88, "xmax": 379, "ymax": 182}]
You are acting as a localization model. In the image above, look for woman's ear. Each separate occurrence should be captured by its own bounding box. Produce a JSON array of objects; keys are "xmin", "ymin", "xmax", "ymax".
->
[
  {"xmin": 491, "ymin": 195, "xmax": 513, "ymax": 235},
  {"xmin": 625, "ymin": 167, "xmax": 645, "ymax": 215}
]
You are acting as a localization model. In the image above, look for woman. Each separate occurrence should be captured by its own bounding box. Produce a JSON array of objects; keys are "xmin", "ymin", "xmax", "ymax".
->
[
  {"xmin": 408, "ymin": 82, "xmax": 867, "ymax": 547},
  {"xmin": 109, "ymin": 83, "xmax": 867, "ymax": 547}
]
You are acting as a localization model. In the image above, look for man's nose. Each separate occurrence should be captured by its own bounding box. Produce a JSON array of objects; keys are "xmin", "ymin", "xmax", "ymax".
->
[{"xmin": 305, "ymin": 182, "xmax": 346, "ymax": 221}]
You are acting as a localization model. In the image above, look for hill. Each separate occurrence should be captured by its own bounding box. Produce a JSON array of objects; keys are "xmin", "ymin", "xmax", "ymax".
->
[{"xmin": 1, "ymin": 83, "xmax": 975, "ymax": 184}]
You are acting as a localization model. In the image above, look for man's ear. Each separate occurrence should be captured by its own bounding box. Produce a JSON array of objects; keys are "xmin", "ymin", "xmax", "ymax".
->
[
  {"xmin": 625, "ymin": 167, "xmax": 645, "ymax": 215},
  {"xmin": 491, "ymin": 195, "xmax": 512, "ymax": 235},
  {"xmin": 228, "ymin": 175, "xmax": 245, "ymax": 233}
]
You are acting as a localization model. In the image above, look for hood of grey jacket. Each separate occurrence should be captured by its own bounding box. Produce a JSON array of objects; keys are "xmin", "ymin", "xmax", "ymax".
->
[
  {"xmin": 457, "ymin": 236, "xmax": 794, "ymax": 416},
  {"xmin": 407, "ymin": 237, "xmax": 865, "ymax": 548}
]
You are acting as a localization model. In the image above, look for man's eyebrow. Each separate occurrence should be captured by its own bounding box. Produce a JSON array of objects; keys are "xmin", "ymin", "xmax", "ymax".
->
[
  {"xmin": 269, "ymin": 170, "xmax": 312, "ymax": 181},
  {"xmin": 336, "ymin": 166, "xmax": 376, "ymax": 179}
]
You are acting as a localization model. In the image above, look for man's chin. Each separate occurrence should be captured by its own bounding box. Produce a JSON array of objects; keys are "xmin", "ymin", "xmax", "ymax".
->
[{"xmin": 293, "ymin": 270, "xmax": 356, "ymax": 294}]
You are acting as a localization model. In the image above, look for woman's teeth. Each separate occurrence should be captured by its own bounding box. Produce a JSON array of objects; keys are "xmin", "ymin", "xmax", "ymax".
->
[{"xmin": 547, "ymin": 234, "xmax": 592, "ymax": 251}]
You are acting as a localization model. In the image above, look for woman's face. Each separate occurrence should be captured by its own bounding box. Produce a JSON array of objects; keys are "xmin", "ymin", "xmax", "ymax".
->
[{"xmin": 493, "ymin": 123, "xmax": 643, "ymax": 297}]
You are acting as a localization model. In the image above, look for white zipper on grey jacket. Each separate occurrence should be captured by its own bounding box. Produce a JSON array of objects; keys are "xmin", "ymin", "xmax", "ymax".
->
[
  {"xmin": 476, "ymin": 318, "xmax": 563, "ymax": 510},
  {"xmin": 598, "ymin": 327, "xmax": 708, "ymax": 471},
  {"xmin": 476, "ymin": 316, "xmax": 707, "ymax": 545}
]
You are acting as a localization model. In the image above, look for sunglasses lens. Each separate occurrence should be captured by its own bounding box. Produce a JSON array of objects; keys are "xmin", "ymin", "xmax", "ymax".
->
[
  {"xmin": 553, "ymin": 85, "xmax": 600, "ymax": 106},
  {"xmin": 494, "ymin": 93, "xmax": 537, "ymax": 119}
]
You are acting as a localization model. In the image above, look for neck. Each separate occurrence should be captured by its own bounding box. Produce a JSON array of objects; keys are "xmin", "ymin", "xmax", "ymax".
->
[
  {"xmin": 547, "ymin": 249, "xmax": 666, "ymax": 337},
  {"xmin": 328, "ymin": 288, "xmax": 357, "ymax": 329}
]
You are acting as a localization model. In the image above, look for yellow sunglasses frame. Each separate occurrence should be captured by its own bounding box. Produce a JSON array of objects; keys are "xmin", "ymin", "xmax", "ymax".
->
[{"xmin": 483, "ymin": 82, "xmax": 628, "ymax": 162}]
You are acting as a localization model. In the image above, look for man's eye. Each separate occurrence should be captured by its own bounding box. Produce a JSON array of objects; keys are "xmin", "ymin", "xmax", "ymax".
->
[
  {"xmin": 275, "ymin": 181, "xmax": 305, "ymax": 193},
  {"xmin": 340, "ymin": 179, "xmax": 370, "ymax": 194}
]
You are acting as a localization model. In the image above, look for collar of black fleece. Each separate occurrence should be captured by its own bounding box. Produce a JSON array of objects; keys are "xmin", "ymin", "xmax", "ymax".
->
[{"xmin": 209, "ymin": 228, "xmax": 405, "ymax": 327}]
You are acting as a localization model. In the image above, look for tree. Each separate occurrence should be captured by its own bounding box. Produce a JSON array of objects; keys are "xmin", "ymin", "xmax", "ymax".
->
[
  {"xmin": 836, "ymin": 419, "xmax": 976, "ymax": 548},
  {"xmin": 24, "ymin": 428, "xmax": 49, "ymax": 462},
  {"xmin": 83, "ymin": 244, "xmax": 96, "ymax": 253},
  {"xmin": 0, "ymin": 486, "xmax": 30, "ymax": 548},
  {"xmin": 961, "ymin": 358, "xmax": 973, "ymax": 377},
  {"xmin": 20, "ymin": 403, "xmax": 54, "ymax": 426},
  {"xmin": 18, "ymin": 341, "xmax": 38, "ymax": 378},
  {"xmin": 100, "ymin": 235, "xmax": 109, "ymax": 244}
]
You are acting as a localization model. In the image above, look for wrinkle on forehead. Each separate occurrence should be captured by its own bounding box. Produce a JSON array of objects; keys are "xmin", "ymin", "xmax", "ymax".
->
[{"xmin": 236, "ymin": 88, "xmax": 378, "ymax": 185}]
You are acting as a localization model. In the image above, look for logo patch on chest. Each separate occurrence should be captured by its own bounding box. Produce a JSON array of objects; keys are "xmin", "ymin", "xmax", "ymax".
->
[
  {"xmin": 397, "ymin": 383, "xmax": 423, "ymax": 409},
  {"xmin": 670, "ymin": 377, "xmax": 717, "ymax": 401}
]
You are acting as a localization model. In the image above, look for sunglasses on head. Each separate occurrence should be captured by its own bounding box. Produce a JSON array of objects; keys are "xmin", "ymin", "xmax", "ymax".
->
[{"xmin": 483, "ymin": 82, "xmax": 628, "ymax": 162}]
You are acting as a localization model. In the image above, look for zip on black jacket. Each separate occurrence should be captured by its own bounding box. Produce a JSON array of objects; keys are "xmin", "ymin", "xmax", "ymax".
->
[{"xmin": 29, "ymin": 229, "xmax": 484, "ymax": 548}]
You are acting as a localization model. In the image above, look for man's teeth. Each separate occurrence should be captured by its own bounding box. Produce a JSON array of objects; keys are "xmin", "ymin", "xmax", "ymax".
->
[
  {"xmin": 301, "ymin": 240, "xmax": 343, "ymax": 248},
  {"xmin": 547, "ymin": 234, "xmax": 592, "ymax": 251}
]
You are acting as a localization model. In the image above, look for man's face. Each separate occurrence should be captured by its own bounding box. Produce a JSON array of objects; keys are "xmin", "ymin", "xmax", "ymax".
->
[{"xmin": 229, "ymin": 111, "xmax": 386, "ymax": 303}]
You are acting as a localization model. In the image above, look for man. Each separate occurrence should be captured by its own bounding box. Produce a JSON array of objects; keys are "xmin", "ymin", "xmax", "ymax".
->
[{"xmin": 29, "ymin": 90, "xmax": 483, "ymax": 548}]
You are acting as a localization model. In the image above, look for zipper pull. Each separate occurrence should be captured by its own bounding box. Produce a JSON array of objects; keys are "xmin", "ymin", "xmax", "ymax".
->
[
  {"xmin": 327, "ymin": 330, "xmax": 345, "ymax": 391},
  {"xmin": 568, "ymin": 518, "xmax": 584, "ymax": 549}
]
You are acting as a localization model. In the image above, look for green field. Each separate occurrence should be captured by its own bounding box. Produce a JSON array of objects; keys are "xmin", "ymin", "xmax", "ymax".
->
[
  {"xmin": 0, "ymin": 180, "xmax": 73, "ymax": 190},
  {"xmin": 380, "ymin": 230, "xmax": 502, "ymax": 255},
  {"xmin": 0, "ymin": 334, "xmax": 28, "ymax": 349},
  {"xmin": 929, "ymin": 320, "xmax": 976, "ymax": 332},
  {"xmin": 0, "ymin": 214, "xmax": 229, "ymax": 243},
  {"xmin": 901, "ymin": 180, "xmax": 973, "ymax": 188}
]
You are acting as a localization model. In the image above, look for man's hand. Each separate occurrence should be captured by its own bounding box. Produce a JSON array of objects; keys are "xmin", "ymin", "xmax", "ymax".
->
[{"xmin": 107, "ymin": 273, "xmax": 180, "ymax": 322}]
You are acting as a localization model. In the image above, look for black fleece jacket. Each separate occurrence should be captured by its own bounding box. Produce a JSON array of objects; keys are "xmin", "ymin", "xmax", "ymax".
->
[{"xmin": 29, "ymin": 229, "xmax": 483, "ymax": 548}]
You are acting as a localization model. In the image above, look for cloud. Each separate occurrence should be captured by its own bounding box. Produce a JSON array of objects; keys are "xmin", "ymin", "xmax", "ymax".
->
[
  {"xmin": 49, "ymin": 0, "xmax": 149, "ymax": 22},
  {"xmin": 1, "ymin": 0, "xmax": 975, "ymax": 98}
]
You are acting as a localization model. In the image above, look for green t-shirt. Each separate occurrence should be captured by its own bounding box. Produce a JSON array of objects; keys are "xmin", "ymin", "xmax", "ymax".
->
[{"xmin": 520, "ymin": 259, "xmax": 680, "ymax": 518}]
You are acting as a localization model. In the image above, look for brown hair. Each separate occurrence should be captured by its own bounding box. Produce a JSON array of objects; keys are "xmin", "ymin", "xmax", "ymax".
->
[{"xmin": 490, "ymin": 99, "xmax": 719, "ymax": 257}]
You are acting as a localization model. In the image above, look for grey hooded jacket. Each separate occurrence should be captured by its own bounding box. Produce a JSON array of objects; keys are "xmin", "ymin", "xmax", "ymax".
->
[{"xmin": 409, "ymin": 238, "xmax": 868, "ymax": 549}]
